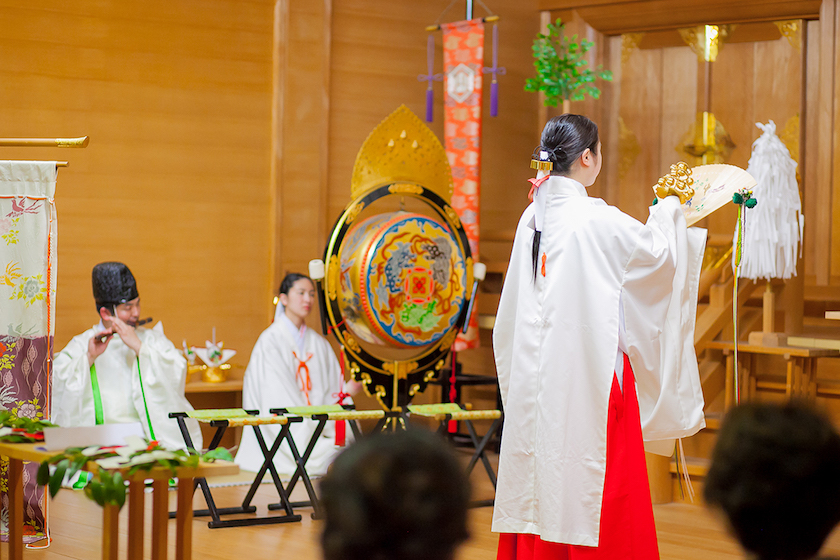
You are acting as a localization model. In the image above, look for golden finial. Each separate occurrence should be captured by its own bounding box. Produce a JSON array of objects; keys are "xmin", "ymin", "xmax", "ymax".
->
[
  {"xmin": 350, "ymin": 105, "xmax": 453, "ymax": 202},
  {"xmin": 654, "ymin": 162, "xmax": 695, "ymax": 204}
]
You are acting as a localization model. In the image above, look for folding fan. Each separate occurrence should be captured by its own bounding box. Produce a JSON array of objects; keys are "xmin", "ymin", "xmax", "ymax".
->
[{"xmin": 661, "ymin": 164, "xmax": 757, "ymax": 226}]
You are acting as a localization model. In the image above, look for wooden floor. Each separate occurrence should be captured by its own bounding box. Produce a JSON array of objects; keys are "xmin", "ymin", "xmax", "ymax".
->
[{"xmin": 10, "ymin": 449, "xmax": 840, "ymax": 560}]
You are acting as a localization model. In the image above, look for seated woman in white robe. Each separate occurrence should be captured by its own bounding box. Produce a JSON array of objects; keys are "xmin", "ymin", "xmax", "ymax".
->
[
  {"xmin": 235, "ymin": 273, "xmax": 359, "ymax": 478},
  {"xmin": 52, "ymin": 262, "xmax": 202, "ymax": 452}
]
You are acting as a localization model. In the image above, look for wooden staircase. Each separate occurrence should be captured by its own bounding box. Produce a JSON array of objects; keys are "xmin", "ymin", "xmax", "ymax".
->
[{"xmin": 665, "ymin": 235, "xmax": 840, "ymax": 504}]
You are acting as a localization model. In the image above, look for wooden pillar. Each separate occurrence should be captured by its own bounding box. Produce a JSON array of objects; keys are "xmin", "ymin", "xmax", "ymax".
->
[
  {"xmin": 602, "ymin": 34, "xmax": 622, "ymax": 206},
  {"xmin": 270, "ymin": 0, "xmax": 333, "ymax": 326},
  {"xmin": 827, "ymin": 0, "xmax": 840, "ymax": 284},
  {"xmin": 645, "ymin": 452, "xmax": 673, "ymax": 504},
  {"xmin": 151, "ymin": 479, "xmax": 169, "ymax": 560},
  {"xmin": 538, "ymin": 11, "xmax": 552, "ymax": 129},
  {"xmin": 781, "ymin": 18, "xmax": 809, "ymax": 334},
  {"xmin": 175, "ymin": 477, "xmax": 194, "ymax": 560},
  {"xmin": 127, "ymin": 481, "xmax": 145, "ymax": 560},
  {"xmin": 102, "ymin": 503, "xmax": 120, "ymax": 560},
  {"xmin": 268, "ymin": 0, "xmax": 289, "ymax": 324},
  {"xmin": 7, "ymin": 458, "xmax": 23, "ymax": 560}
]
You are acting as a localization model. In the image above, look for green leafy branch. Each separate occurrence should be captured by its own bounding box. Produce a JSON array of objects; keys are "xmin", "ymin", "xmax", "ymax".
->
[
  {"xmin": 0, "ymin": 410, "xmax": 56, "ymax": 442},
  {"xmin": 525, "ymin": 18, "xmax": 613, "ymax": 107},
  {"xmin": 37, "ymin": 438, "xmax": 234, "ymax": 510}
]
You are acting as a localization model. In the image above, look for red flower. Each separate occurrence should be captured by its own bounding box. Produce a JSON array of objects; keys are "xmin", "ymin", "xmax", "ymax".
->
[
  {"xmin": 145, "ymin": 441, "xmax": 160, "ymax": 451},
  {"xmin": 0, "ymin": 343, "xmax": 6, "ymax": 353},
  {"xmin": 98, "ymin": 445, "xmax": 123, "ymax": 453}
]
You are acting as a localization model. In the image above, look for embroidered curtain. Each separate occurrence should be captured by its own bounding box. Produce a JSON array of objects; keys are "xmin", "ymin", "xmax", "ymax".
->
[
  {"xmin": 442, "ymin": 19, "xmax": 483, "ymax": 351},
  {"xmin": 0, "ymin": 161, "xmax": 57, "ymax": 543}
]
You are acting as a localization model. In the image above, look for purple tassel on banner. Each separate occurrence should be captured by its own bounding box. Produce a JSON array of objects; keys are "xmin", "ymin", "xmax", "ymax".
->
[
  {"xmin": 483, "ymin": 23, "xmax": 506, "ymax": 118},
  {"xmin": 418, "ymin": 34, "xmax": 442, "ymax": 123},
  {"xmin": 490, "ymin": 80, "xmax": 499, "ymax": 117},
  {"xmin": 426, "ymin": 87, "xmax": 434, "ymax": 122}
]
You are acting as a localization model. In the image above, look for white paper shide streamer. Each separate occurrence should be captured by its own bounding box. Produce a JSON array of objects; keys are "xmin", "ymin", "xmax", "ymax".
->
[{"xmin": 735, "ymin": 121, "xmax": 804, "ymax": 280}]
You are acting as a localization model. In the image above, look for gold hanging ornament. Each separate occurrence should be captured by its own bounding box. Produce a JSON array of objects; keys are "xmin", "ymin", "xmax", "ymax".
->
[
  {"xmin": 678, "ymin": 24, "xmax": 734, "ymax": 62},
  {"xmin": 678, "ymin": 112, "xmax": 736, "ymax": 165}
]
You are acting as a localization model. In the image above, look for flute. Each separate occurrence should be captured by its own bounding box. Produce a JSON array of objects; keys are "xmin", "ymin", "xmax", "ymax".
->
[{"xmin": 96, "ymin": 317, "xmax": 153, "ymax": 342}]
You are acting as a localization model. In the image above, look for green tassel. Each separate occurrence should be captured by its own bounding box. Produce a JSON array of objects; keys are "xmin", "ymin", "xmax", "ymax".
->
[
  {"xmin": 732, "ymin": 192, "xmax": 744, "ymax": 205},
  {"xmin": 745, "ymin": 198, "xmax": 757, "ymax": 208},
  {"xmin": 651, "ymin": 197, "xmax": 658, "ymax": 206}
]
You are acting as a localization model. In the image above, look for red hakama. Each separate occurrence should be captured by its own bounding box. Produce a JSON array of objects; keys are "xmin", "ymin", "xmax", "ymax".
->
[{"xmin": 497, "ymin": 354, "xmax": 660, "ymax": 560}]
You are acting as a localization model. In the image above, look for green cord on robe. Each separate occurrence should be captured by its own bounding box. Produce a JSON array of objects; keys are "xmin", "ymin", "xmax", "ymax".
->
[
  {"xmin": 89, "ymin": 364, "xmax": 104, "ymax": 425},
  {"xmin": 136, "ymin": 358, "xmax": 156, "ymax": 441},
  {"xmin": 89, "ymin": 358, "xmax": 156, "ymax": 441}
]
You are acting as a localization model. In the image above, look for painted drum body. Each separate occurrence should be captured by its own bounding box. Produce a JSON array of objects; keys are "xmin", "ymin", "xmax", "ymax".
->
[{"xmin": 337, "ymin": 212, "xmax": 467, "ymax": 348}]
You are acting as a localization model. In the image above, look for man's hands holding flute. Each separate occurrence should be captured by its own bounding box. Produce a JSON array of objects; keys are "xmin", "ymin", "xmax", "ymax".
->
[{"xmin": 87, "ymin": 316, "xmax": 143, "ymax": 365}]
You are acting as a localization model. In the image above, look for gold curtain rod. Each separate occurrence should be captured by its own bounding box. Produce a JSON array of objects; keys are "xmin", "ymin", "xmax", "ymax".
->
[
  {"xmin": 0, "ymin": 136, "xmax": 89, "ymax": 148},
  {"xmin": 426, "ymin": 15, "xmax": 499, "ymax": 32}
]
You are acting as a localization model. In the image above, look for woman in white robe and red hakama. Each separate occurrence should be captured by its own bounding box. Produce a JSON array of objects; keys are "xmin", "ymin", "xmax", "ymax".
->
[{"xmin": 492, "ymin": 115, "xmax": 707, "ymax": 560}]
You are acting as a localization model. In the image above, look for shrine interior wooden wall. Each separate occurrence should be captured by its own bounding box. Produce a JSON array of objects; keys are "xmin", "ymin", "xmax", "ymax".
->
[
  {"xmin": 0, "ymin": 1, "xmax": 277, "ymax": 360},
  {"xmin": 0, "ymin": 0, "xmax": 539, "ymax": 368}
]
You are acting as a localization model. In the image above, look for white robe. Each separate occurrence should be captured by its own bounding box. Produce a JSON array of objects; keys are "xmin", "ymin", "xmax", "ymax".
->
[
  {"xmin": 235, "ymin": 316, "xmax": 348, "ymax": 478},
  {"xmin": 51, "ymin": 322, "xmax": 202, "ymax": 451},
  {"xmin": 492, "ymin": 176, "xmax": 707, "ymax": 546}
]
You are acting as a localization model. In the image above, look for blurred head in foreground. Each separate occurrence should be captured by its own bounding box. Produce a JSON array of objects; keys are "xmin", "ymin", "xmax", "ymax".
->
[
  {"xmin": 704, "ymin": 402, "xmax": 840, "ymax": 560},
  {"xmin": 320, "ymin": 429, "xmax": 471, "ymax": 560}
]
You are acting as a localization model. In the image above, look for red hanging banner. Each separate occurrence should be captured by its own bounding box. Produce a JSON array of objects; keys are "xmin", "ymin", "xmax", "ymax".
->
[{"xmin": 442, "ymin": 19, "xmax": 483, "ymax": 351}]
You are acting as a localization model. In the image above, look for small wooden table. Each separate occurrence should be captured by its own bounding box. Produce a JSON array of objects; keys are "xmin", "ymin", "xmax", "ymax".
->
[
  {"xmin": 184, "ymin": 379, "xmax": 244, "ymax": 395},
  {"xmin": 704, "ymin": 341, "xmax": 840, "ymax": 407},
  {"xmin": 0, "ymin": 441, "xmax": 238, "ymax": 560}
]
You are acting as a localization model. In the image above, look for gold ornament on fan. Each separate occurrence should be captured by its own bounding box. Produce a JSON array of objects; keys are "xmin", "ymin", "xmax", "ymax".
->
[{"xmin": 654, "ymin": 162, "xmax": 695, "ymax": 204}]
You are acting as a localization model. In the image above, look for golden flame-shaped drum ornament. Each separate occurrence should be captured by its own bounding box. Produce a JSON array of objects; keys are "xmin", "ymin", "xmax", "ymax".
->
[{"xmin": 339, "ymin": 212, "xmax": 468, "ymax": 348}]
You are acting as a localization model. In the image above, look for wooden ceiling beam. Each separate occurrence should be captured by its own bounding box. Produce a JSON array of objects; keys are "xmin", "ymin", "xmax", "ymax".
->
[{"xmin": 537, "ymin": 0, "xmax": 822, "ymax": 34}]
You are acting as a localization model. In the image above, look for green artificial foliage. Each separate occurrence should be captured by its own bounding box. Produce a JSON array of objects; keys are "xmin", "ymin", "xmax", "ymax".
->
[
  {"xmin": 525, "ymin": 18, "xmax": 613, "ymax": 107},
  {"xmin": 0, "ymin": 410, "xmax": 56, "ymax": 442},
  {"xmin": 37, "ymin": 440, "xmax": 233, "ymax": 511}
]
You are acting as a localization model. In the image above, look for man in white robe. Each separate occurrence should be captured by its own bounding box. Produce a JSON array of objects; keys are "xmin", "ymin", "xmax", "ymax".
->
[
  {"xmin": 492, "ymin": 116, "xmax": 706, "ymax": 557},
  {"xmin": 51, "ymin": 262, "xmax": 202, "ymax": 451},
  {"xmin": 235, "ymin": 273, "xmax": 354, "ymax": 478}
]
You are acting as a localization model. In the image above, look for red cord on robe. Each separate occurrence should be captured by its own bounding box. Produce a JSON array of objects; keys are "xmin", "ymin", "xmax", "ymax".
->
[{"xmin": 293, "ymin": 351, "xmax": 313, "ymax": 406}]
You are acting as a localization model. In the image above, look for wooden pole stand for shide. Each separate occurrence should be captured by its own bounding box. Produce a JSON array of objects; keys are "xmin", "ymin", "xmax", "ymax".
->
[{"xmin": 748, "ymin": 282, "xmax": 788, "ymax": 346}]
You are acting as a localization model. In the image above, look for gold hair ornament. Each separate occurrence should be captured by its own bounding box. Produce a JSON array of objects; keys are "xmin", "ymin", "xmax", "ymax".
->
[{"xmin": 530, "ymin": 159, "xmax": 553, "ymax": 171}]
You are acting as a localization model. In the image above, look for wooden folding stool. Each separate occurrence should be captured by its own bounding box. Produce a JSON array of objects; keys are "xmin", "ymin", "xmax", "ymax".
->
[
  {"xmin": 169, "ymin": 408, "xmax": 317, "ymax": 528},
  {"xmin": 266, "ymin": 404, "xmax": 390, "ymax": 517},
  {"xmin": 407, "ymin": 403, "xmax": 503, "ymax": 507}
]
